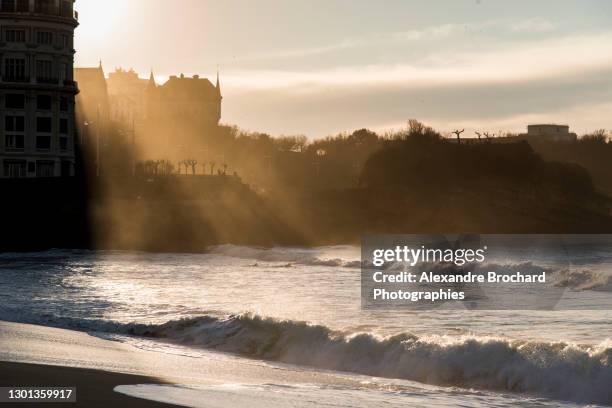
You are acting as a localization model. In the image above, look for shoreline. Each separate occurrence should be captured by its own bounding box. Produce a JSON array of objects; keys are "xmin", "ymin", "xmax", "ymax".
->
[
  {"xmin": 0, "ymin": 362, "xmax": 183, "ymax": 408},
  {"xmin": 1, "ymin": 319, "xmax": 609, "ymax": 407},
  {"xmin": 0, "ymin": 320, "xmax": 375, "ymax": 407}
]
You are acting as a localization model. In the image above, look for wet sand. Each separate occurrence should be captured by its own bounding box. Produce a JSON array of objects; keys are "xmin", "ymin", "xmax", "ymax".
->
[{"xmin": 0, "ymin": 361, "xmax": 182, "ymax": 407}]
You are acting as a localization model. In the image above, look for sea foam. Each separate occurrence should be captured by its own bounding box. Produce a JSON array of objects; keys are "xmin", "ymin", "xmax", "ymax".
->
[{"xmin": 119, "ymin": 313, "xmax": 612, "ymax": 406}]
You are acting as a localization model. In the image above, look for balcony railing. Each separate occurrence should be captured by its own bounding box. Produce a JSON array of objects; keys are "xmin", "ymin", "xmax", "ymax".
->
[
  {"xmin": 37, "ymin": 77, "xmax": 58, "ymax": 84},
  {"xmin": 2, "ymin": 76, "xmax": 30, "ymax": 83}
]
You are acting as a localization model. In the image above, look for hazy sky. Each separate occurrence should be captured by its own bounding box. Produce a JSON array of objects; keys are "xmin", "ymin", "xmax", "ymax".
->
[{"xmin": 75, "ymin": 0, "xmax": 612, "ymax": 137}]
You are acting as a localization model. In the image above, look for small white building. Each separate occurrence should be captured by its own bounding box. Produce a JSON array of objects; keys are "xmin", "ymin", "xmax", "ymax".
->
[{"xmin": 524, "ymin": 124, "xmax": 577, "ymax": 142}]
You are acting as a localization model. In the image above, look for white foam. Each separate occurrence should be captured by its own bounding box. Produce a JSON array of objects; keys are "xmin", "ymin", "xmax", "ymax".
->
[
  {"xmin": 119, "ymin": 313, "xmax": 612, "ymax": 406},
  {"xmin": 114, "ymin": 383, "xmax": 575, "ymax": 408}
]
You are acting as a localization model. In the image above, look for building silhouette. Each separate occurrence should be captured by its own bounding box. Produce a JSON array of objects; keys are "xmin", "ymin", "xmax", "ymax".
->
[
  {"xmin": 74, "ymin": 66, "xmax": 223, "ymax": 162},
  {"xmin": 74, "ymin": 63, "xmax": 109, "ymax": 144},
  {"xmin": 143, "ymin": 72, "xmax": 222, "ymax": 159},
  {"xmin": 522, "ymin": 124, "xmax": 578, "ymax": 142},
  {"xmin": 107, "ymin": 67, "xmax": 149, "ymax": 125},
  {"xmin": 0, "ymin": 0, "xmax": 78, "ymax": 178}
]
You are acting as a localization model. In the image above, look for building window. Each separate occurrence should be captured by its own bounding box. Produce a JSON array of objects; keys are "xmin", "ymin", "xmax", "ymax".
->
[
  {"xmin": 36, "ymin": 161, "xmax": 55, "ymax": 177},
  {"xmin": 60, "ymin": 0, "xmax": 73, "ymax": 18},
  {"xmin": 36, "ymin": 136, "xmax": 51, "ymax": 150},
  {"xmin": 37, "ymin": 117, "xmax": 52, "ymax": 132},
  {"xmin": 4, "ymin": 58, "xmax": 27, "ymax": 81},
  {"xmin": 5, "ymin": 94, "xmax": 25, "ymax": 109},
  {"xmin": 36, "ymin": 60, "xmax": 55, "ymax": 83},
  {"xmin": 36, "ymin": 31, "xmax": 53, "ymax": 45},
  {"xmin": 35, "ymin": 0, "xmax": 55, "ymax": 14},
  {"xmin": 37, "ymin": 95, "xmax": 53, "ymax": 110},
  {"xmin": 5, "ymin": 134, "xmax": 25, "ymax": 150},
  {"xmin": 1, "ymin": 0, "xmax": 29, "ymax": 12},
  {"xmin": 5, "ymin": 29, "xmax": 26, "ymax": 43},
  {"xmin": 27, "ymin": 162, "xmax": 36, "ymax": 173},
  {"xmin": 59, "ymin": 118, "xmax": 69, "ymax": 134},
  {"xmin": 60, "ymin": 97, "xmax": 69, "ymax": 111},
  {"xmin": 5, "ymin": 115, "xmax": 25, "ymax": 150},
  {"xmin": 3, "ymin": 160, "xmax": 26, "ymax": 178},
  {"xmin": 5, "ymin": 115, "xmax": 25, "ymax": 132},
  {"xmin": 59, "ymin": 136, "xmax": 69, "ymax": 151},
  {"xmin": 58, "ymin": 62, "xmax": 68, "ymax": 83},
  {"xmin": 5, "ymin": 116, "xmax": 25, "ymax": 150}
]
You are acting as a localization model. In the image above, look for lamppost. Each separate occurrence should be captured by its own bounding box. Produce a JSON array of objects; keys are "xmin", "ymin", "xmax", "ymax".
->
[{"xmin": 83, "ymin": 118, "xmax": 100, "ymax": 177}]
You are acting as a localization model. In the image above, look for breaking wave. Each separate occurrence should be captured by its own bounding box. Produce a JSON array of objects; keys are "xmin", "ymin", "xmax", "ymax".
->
[
  {"xmin": 210, "ymin": 245, "xmax": 612, "ymax": 292},
  {"xmin": 2, "ymin": 304, "xmax": 611, "ymax": 405},
  {"xmin": 209, "ymin": 244, "xmax": 360, "ymax": 268},
  {"xmin": 554, "ymin": 269, "xmax": 612, "ymax": 292},
  {"xmin": 116, "ymin": 313, "xmax": 612, "ymax": 406}
]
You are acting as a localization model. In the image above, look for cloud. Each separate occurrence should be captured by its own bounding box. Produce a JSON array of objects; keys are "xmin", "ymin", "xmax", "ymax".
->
[
  {"xmin": 218, "ymin": 30, "xmax": 612, "ymax": 136},
  {"xmin": 509, "ymin": 18, "xmax": 557, "ymax": 33},
  {"xmin": 220, "ymin": 30, "xmax": 612, "ymax": 91},
  {"xmin": 222, "ymin": 65, "xmax": 612, "ymax": 137},
  {"xmin": 223, "ymin": 18, "xmax": 560, "ymax": 66}
]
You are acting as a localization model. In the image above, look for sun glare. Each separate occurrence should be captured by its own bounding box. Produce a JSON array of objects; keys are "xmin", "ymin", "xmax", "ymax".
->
[{"xmin": 76, "ymin": 0, "xmax": 127, "ymax": 39}]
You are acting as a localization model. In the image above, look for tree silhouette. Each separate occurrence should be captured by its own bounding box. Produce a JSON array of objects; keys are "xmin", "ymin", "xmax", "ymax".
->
[
  {"xmin": 452, "ymin": 129, "xmax": 465, "ymax": 144},
  {"xmin": 475, "ymin": 131, "xmax": 482, "ymax": 141},
  {"xmin": 222, "ymin": 163, "xmax": 228, "ymax": 175},
  {"xmin": 153, "ymin": 160, "xmax": 163, "ymax": 175},
  {"xmin": 143, "ymin": 160, "xmax": 156, "ymax": 176},
  {"xmin": 160, "ymin": 160, "xmax": 174, "ymax": 175},
  {"xmin": 182, "ymin": 159, "xmax": 197, "ymax": 175},
  {"xmin": 209, "ymin": 161, "xmax": 216, "ymax": 175}
]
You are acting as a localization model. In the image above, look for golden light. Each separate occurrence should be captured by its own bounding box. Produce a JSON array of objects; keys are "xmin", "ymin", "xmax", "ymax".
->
[{"xmin": 75, "ymin": 0, "xmax": 129, "ymax": 40}]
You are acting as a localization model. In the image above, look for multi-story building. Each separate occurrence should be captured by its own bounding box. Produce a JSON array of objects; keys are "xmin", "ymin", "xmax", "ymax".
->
[
  {"xmin": 142, "ymin": 73, "xmax": 222, "ymax": 159},
  {"xmin": 0, "ymin": 0, "xmax": 78, "ymax": 178},
  {"xmin": 107, "ymin": 67, "xmax": 149, "ymax": 125},
  {"xmin": 74, "ymin": 63, "xmax": 109, "ymax": 145}
]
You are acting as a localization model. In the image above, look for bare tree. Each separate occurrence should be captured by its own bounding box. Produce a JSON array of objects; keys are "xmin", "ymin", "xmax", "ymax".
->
[
  {"xmin": 178, "ymin": 160, "xmax": 189, "ymax": 175},
  {"xmin": 209, "ymin": 161, "xmax": 216, "ymax": 175},
  {"xmin": 475, "ymin": 131, "xmax": 482, "ymax": 141},
  {"xmin": 160, "ymin": 160, "xmax": 174, "ymax": 175},
  {"xmin": 452, "ymin": 129, "xmax": 465, "ymax": 144},
  {"xmin": 222, "ymin": 163, "xmax": 228, "ymax": 175},
  {"xmin": 184, "ymin": 159, "xmax": 198, "ymax": 175}
]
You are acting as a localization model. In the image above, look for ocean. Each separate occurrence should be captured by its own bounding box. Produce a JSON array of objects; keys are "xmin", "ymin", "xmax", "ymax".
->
[{"xmin": 0, "ymin": 245, "xmax": 611, "ymax": 407}]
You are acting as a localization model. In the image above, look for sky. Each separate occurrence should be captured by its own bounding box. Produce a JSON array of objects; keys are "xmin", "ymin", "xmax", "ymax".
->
[{"xmin": 75, "ymin": 0, "xmax": 612, "ymax": 138}]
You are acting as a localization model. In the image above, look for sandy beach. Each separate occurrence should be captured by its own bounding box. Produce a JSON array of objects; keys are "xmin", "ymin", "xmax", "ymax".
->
[
  {"xmin": 0, "ymin": 320, "xmax": 367, "ymax": 407},
  {"xmin": 0, "ymin": 321, "xmax": 185, "ymax": 407},
  {"xmin": 0, "ymin": 362, "xmax": 181, "ymax": 408}
]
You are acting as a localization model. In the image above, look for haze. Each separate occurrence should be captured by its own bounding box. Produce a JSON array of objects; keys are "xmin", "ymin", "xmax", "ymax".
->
[{"xmin": 75, "ymin": 0, "xmax": 612, "ymax": 137}]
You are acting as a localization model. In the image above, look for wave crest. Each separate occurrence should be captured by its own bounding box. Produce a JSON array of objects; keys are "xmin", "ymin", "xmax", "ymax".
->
[
  {"xmin": 209, "ymin": 245, "xmax": 359, "ymax": 268},
  {"xmin": 123, "ymin": 313, "xmax": 612, "ymax": 406}
]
